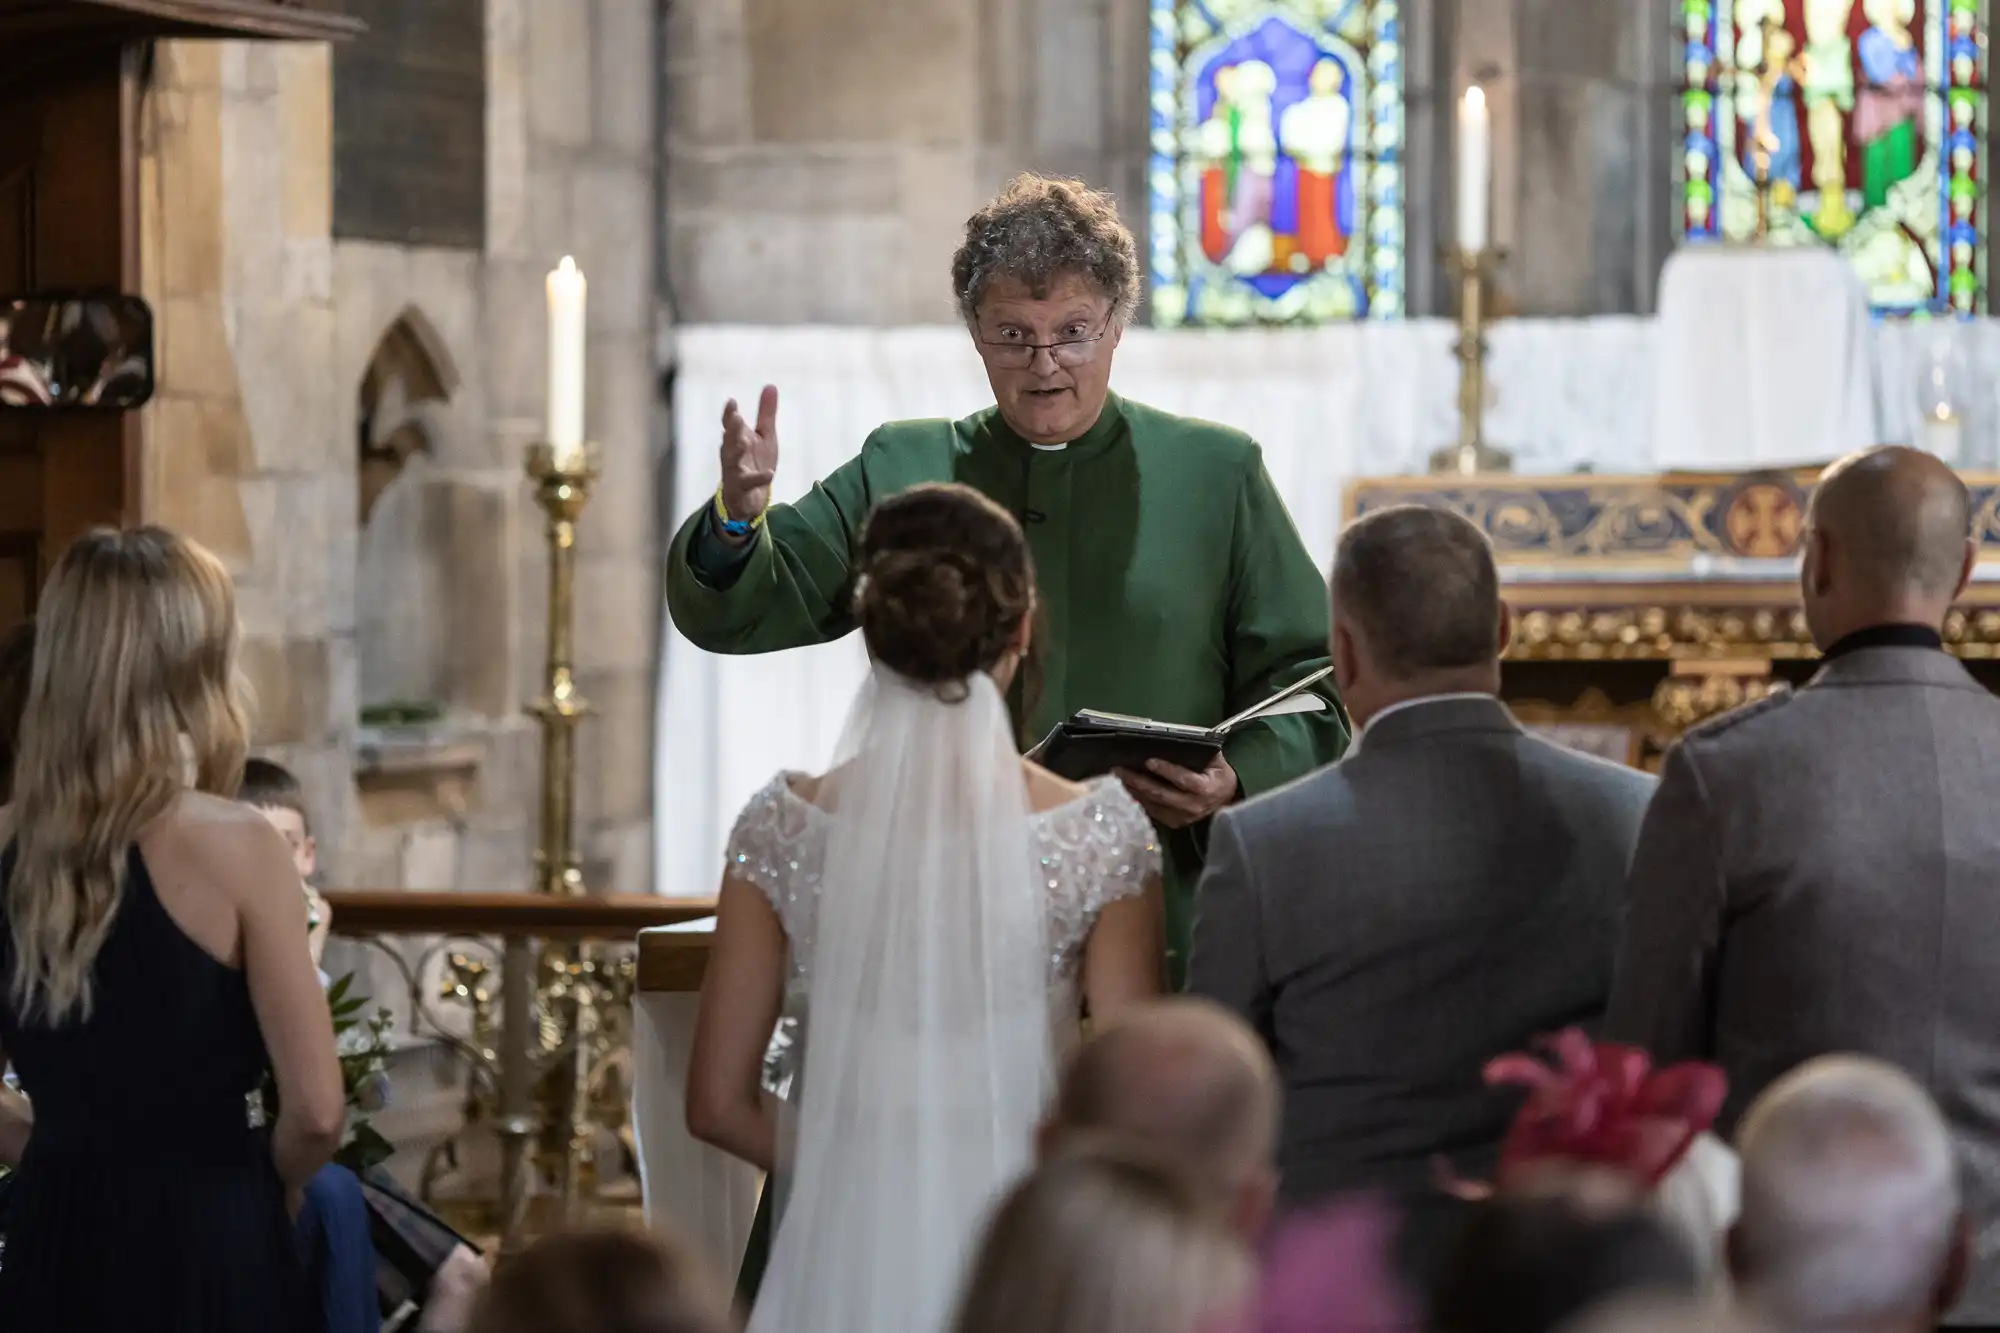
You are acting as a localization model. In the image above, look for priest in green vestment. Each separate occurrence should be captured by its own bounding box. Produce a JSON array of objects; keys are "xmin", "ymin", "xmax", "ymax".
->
[{"xmin": 666, "ymin": 174, "xmax": 1348, "ymax": 985}]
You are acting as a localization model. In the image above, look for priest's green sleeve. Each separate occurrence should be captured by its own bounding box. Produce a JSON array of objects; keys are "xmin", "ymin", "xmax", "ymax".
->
[
  {"xmin": 1219, "ymin": 448, "xmax": 1351, "ymax": 800},
  {"xmin": 665, "ymin": 443, "xmax": 879, "ymax": 655}
]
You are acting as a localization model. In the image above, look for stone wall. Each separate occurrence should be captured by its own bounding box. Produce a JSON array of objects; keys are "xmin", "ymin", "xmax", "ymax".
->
[
  {"xmin": 665, "ymin": 0, "xmax": 1152, "ymax": 324},
  {"xmin": 138, "ymin": 0, "xmax": 662, "ymax": 897},
  {"xmin": 663, "ymin": 0, "xmax": 1678, "ymax": 321}
]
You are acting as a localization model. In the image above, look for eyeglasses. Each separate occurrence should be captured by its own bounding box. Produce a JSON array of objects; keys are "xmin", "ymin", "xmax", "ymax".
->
[{"xmin": 975, "ymin": 317, "xmax": 1113, "ymax": 371}]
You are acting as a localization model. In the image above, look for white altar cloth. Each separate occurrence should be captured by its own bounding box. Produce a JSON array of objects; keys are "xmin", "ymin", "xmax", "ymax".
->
[
  {"xmin": 1652, "ymin": 248, "xmax": 1877, "ymax": 470},
  {"xmin": 632, "ymin": 923, "xmax": 762, "ymax": 1277}
]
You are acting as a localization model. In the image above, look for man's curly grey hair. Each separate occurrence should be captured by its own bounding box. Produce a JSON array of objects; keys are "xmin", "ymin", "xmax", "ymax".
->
[{"xmin": 952, "ymin": 174, "xmax": 1142, "ymax": 326}]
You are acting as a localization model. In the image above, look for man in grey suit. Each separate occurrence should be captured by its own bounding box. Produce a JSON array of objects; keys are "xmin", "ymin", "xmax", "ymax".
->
[
  {"xmin": 1606, "ymin": 446, "xmax": 2000, "ymax": 1326},
  {"xmin": 1189, "ymin": 505, "xmax": 1656, "ymax": 1292}
]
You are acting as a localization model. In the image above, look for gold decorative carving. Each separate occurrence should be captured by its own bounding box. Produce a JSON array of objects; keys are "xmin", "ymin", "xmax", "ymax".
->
[
  {"xmin": 1651, "ymin": 675, "xmax": 1789, "ymax": 730},
  {"xmin": 1506, "ymin": 602, "xmax": 2000, "ymax": 663}
]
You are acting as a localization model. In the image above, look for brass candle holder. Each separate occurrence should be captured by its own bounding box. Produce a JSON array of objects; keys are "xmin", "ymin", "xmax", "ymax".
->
[
  {"xmin": 526, "ymin": 441, "xmax": 598, "ymax": 899},
  {"xmin": 1429, "ymin": 248, "xmax": 1514, "ymax": 476},
  {"xmin": 495, "ymin": 440, "xmax": 602, "ymax": 1245}
]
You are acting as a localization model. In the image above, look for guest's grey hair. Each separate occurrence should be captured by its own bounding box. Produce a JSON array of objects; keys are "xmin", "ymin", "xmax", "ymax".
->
[
  {"xmin": 1331, "ymin": 506, "xmax": 1501, "ymax": 679},
  {"xmin": 1734, "ymin": 1055, "xmax": 1959, "ymax": 1332},
  {"xmin": 951, "ymin": 174, "xmax": 1142, "ymax": 326}
]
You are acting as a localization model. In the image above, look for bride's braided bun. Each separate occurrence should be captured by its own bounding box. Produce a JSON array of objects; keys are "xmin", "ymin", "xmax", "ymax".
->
[{"xmin": 854, "ymin": 483, "xmax": 1036, "ymax": 695}]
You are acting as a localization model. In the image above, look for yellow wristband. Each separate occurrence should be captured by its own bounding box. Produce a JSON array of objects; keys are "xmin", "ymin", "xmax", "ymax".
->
[{"xmin": 714, "ymin": 485, "xmax": 767, "ymax": 535}]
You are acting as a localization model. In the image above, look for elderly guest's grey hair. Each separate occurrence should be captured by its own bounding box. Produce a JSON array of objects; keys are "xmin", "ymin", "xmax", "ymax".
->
[
  {"xmin": 1331, "ymin": 505, "xmax": 1501, "ymax": 679},
  {"xmin": 1734, "ymin": 1056, "xmax": 1960, "ymax": 1332},
  {"xmin": 952, "ymin": 174, "xmax": 1142, "ymax": 325}
]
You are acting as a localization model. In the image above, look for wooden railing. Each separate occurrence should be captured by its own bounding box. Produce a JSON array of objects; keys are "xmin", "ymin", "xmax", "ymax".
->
[
  {"xmin": 635, "ymin": 927, "xmax": 713, "ymax": 994},
  {"xmin": 321, "ymin": 890, "xmax": 713, "ymax": 939}
]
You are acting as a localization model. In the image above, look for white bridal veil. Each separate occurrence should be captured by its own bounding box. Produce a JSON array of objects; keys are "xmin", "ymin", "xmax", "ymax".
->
[{"xmin": 747, "ymin": 666, "xmax": 1051, "ymax": 1333}]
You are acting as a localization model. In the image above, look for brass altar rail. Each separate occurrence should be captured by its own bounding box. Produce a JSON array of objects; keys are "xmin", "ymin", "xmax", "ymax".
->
[{"xmin": 318, "ymin": 891, "xmax": 712, "ymax": 1250}]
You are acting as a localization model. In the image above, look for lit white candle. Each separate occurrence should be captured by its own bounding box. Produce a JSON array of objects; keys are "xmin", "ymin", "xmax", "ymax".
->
[
  {"xmin": 546, "ymin": 256, "xmax": 587, "ymax": 466},
  {"xmin": 1923, "ymin": 412, "xmax": 1964, "ymax": 466},
  {"xmin": 1457, "ymin": 86, "xmax": 1492, "ymax": 253}
]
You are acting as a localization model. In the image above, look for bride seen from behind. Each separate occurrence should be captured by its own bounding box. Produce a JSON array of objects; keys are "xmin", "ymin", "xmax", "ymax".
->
[{"xmin": 686, "ymin": 482, "xmax": 1165, "ymax": 1333}]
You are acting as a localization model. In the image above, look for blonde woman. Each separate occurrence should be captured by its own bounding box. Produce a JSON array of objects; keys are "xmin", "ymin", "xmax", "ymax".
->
[
  {"xmin": 950, "ymin": 1145, "xmax": 1255, "ymax": 1333},
  {"xmin": 0, "ymin": 528, "xmax": 343, "ymax": 1333}
]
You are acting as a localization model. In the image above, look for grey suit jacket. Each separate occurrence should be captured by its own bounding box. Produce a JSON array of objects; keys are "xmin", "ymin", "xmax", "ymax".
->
[
  {"xmin": 1605, "ymin": 646, "xmax": 2000, "ymax": 1323},
  {"xmin": 1190, "ymin": 696, "xmax": 1657, "ymax": 1213}
]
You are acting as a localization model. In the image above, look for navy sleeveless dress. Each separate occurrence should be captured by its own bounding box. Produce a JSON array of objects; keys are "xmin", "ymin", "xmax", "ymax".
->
[{"xmin": 0, "ymin": 845, "xmax": 315, "ymax": 1331}]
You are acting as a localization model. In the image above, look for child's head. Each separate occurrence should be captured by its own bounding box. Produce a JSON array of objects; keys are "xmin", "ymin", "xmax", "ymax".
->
[{"xmin": 238, "ymin": 757, "xmax": 315, "ymax": 879}]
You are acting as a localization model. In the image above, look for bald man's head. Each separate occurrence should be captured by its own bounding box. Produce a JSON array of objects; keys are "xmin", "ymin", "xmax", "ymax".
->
[
  {"xmin": 1043, "ymin": 999, "xmax": 1279, "ymax": 1238},
  {"xmin": 1803, "ymin": 447, "xmax": 1974, "ymax": 648}
]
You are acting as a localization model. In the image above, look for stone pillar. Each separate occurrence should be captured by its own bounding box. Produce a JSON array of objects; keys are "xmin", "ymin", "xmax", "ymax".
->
[
  {"xmin": 1498, "ymin": 0, "xmax": 1675, "ymax": 316},
  {"xmin": 140, "ymin": 39, "xmax": 363, "ymax": 872},
  {"xmin": 517, "ymin": 0, "xmax": 663, "ymax": 892}
]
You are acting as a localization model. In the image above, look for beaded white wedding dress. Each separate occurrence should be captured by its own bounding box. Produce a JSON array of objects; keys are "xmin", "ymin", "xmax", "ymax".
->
[{"xmin": 724, "ymin": 667, "xmax": 1158, "ymax": 1333}]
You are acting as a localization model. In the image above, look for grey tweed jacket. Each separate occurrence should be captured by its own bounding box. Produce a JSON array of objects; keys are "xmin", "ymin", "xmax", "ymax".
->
[
  {"xmin": 1189, "ymin": 695, "xmax": 1657, "ymax": 1219},
  {"xmin": 1605, "ymin": 646, "xmax": 2000, "ymax": 1324}
]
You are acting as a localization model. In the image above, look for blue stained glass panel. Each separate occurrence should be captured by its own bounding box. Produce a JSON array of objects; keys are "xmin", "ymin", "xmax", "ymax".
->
[{"xmin": 1149, "ymin": 0, "xmax": 1406, "ymax": 325}]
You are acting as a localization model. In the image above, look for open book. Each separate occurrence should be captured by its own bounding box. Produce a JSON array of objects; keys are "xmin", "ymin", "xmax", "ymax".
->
[{"xmin": 1033, "ymin": 666, "xmax": 1336, "ymax": 782}]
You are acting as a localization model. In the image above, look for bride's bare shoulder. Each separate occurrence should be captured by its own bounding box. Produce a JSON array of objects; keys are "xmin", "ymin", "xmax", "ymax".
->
[{"xmin": 1022, "ymin": 760, "xmax": 1091, "ymax": 814}]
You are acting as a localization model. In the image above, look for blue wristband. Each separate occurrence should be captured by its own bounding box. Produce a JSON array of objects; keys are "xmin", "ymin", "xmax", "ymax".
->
[{"xmin": 714, "ymin": 485, "xmax": 761, "ymax": 537}]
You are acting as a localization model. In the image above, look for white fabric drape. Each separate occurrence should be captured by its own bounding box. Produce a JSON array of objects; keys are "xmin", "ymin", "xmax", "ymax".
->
[
  {"xmin": 1653, "ymin": 249, "xmax": 1878, "ymax": 470},
  {"xmin": 653, "ymin": 318, "xmax": 2000, "ymax": 900},
  {"xmin": 632, "ymin": 984, "xmax": 761, "ymax": 1279},
  {"xmin": 750, "ymin": 668, "xmax": 1048, "ymax": 1333}
]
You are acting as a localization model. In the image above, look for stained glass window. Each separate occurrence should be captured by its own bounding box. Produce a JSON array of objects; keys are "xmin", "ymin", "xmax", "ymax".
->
[
  {"xmin": 1149, "ymin": 1, "xmax": 1405, "ymax": 325},
  {"xmin": 1678, "ymin": 0, "xmax": 1988, "ymax": 315}
]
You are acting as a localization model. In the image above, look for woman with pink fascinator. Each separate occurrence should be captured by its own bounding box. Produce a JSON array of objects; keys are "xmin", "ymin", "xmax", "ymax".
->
[{"xmin": 1451, "ymin": 1030, "xmax": 1738, "ymax": 1292}]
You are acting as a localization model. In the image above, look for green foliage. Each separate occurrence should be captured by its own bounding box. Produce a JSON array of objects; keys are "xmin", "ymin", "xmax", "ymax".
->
[
  {"xmin": 326, "ymin": 970, "xmax": 398, "ymax": 1173},
  {"xmin": 359, "ymin": 701, "xmax": 446, "ymax": 728}
]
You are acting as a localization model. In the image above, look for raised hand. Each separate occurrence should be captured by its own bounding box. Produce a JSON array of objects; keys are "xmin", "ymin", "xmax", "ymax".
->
[{"xmin": 717, "ymin": 384, "xmax": 780, "ymax": 541}]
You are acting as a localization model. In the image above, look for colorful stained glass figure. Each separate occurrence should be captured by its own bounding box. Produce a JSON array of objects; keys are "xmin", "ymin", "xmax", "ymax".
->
[
  {"xmin": 1149, "ymin": 0, "xmax": 1405, "ymax": 325},
  {"xmin": 1678, "ymin": 0, "xmax": 1988, "ymax": 315}
]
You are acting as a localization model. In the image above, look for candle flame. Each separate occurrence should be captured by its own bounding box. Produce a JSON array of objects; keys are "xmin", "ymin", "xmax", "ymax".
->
[
  {"xmin": 557, "ymin": 255, "xmax": 577, "ymax": 274},
  {"xmin": 1465, "ymin": 85, "xmax": 1486, "ymax": 113}
]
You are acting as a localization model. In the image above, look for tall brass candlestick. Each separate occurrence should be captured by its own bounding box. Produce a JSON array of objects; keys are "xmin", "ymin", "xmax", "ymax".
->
[
  {"xmin": 504, "ymin": 440, "xmax": 600, "ymax": 1242},
  {"xmin": 526, "ymin": 442, "xmax": 597, "ymax": 897},
  {"xmin": 1429, "ymin": 249, "xmax": 1513, "ymax": 475}
]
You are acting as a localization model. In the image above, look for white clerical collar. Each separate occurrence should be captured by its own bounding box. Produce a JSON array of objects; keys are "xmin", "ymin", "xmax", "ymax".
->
[
  {"xmin": 1030, "ymin": 441, "xmax": 1067, "ymax": 452},
  {"xmin": 1349, "ymin": 693, "xmax": 1495, "ymax": 755}
]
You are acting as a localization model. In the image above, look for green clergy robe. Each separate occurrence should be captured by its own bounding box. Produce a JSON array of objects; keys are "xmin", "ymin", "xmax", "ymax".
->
[{"xmin": 667, "ymin": 391, "xmax": 1349, "ymax": 987}]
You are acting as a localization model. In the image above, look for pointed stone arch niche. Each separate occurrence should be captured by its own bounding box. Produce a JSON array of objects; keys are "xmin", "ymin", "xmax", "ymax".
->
[{"xmin": 353, "ymin": 306, "xmax": 513, "ymax": 754}]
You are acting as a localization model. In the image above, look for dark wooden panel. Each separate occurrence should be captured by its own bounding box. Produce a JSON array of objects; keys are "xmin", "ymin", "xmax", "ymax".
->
[
  {"xmin": 0, "ymin": 451, "xmax": 44, "ymax": 532},
  {"xmin": 0, "ymin": 2, "xmax": 362, "ymax": 46},
  {"xmin": 0, "ymin": 47, "xmax": 135, "ymax": 611},
  {"xmin": 0, "ymin": 533, "xmax": 36, "ymax": 631},
  {"xmin": 0, "ymin": 163, "xmax": 30, "ymax": 294},
  {"xmin": 331, "ymin": 0, "xmax": 484, "ymax": 249}
]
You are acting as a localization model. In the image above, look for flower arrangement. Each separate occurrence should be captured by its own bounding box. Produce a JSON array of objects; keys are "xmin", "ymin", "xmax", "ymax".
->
[{"xmin": 324, "ymin": 971, "xmax": 397, "ymax": 1172}]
